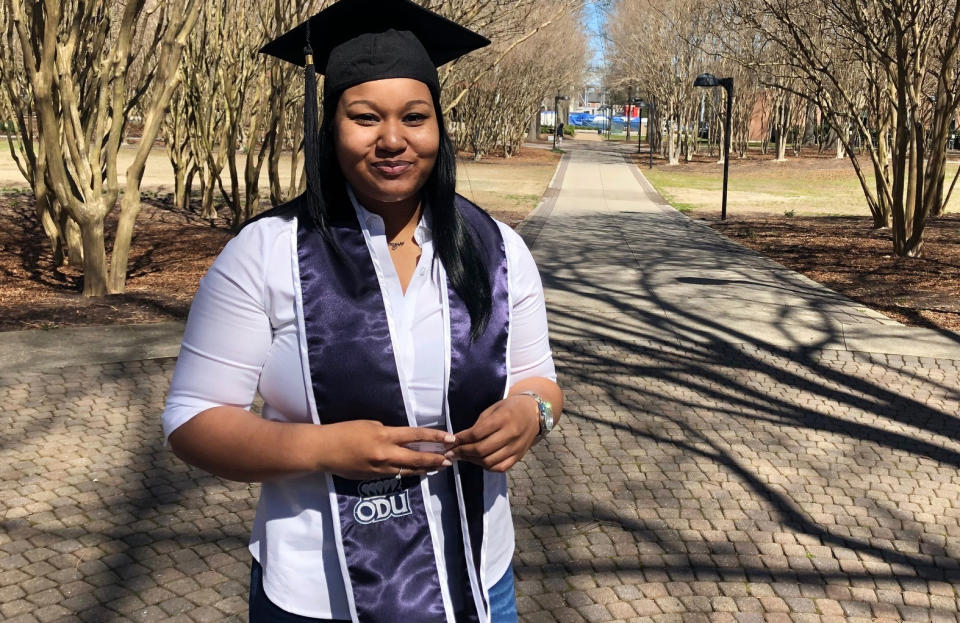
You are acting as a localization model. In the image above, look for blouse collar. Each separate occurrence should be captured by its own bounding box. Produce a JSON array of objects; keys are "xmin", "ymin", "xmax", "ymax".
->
[{"xmin": 346, "ymin": 184, "xmax": 433, "ymax": 245}]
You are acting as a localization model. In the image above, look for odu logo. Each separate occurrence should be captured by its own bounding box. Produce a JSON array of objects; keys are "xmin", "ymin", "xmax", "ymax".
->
[{"xmin": 353, "ymin": 478, "xmax": 412, "ymax": 525}]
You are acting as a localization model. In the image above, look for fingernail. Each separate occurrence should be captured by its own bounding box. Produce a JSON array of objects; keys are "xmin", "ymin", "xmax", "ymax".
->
[
  {"xmin": 443, "ymin": 451, "xmax": 455, "ymax": 459},
  {"xmin": 443, "ymin": 434, "xmax": 456, "ymax": 443},
  {"xmin": 441, "ymin": 459, "xmax": 452, "ymax": 467}
]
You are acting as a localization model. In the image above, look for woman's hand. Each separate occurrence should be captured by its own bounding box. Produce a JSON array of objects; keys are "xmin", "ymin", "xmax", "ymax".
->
[
  {"xmin": 317, "ymin": 420, "xmax": 456, "ymax": 481},
  {"xmin": 447, "ymin": 395, "xmax": 540, "ymax": 473}
]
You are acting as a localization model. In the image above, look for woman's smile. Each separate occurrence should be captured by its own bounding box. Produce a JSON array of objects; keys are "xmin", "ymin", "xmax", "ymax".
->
[
  {"xmin": 372, "ymin": 159, "xmax": 414, "ymax": 177},
  {"xmin": 334, "ymin": 78, "xmax": 440, "ymax": 213}
]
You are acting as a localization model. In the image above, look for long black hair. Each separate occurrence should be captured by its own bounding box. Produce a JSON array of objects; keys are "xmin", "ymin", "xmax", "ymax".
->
[{"xmin": 301, "ymin": 86, "xmax": 492, "ymax": 341}]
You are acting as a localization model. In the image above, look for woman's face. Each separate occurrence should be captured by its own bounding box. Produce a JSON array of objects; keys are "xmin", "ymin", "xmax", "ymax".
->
[{"xmin": 334, "ymin": 78, "xmax": 440, "ymax": 211}]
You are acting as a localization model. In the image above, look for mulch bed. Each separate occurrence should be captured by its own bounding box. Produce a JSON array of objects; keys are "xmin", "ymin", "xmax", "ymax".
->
[
  {"xmin": 3, "ymin": 146, "xmax": 959, "ymax": 333},
  {"xmin": 698, "ymin": 213, "xmax": 960, "ymax": 331},
  {"xmin": 626, "ymin": 149, "xmax": 960, "ymax": 333},
  {"xmin": 0, "ymin": 188, "xmax": 234, "ymax": 331},
  {"xmin": 0, "ymin": 150, "xmax": 553, "ymax": 332}
]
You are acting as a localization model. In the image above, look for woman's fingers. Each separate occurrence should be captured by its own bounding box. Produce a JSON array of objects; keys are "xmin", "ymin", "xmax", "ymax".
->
[
  {"xmin": 380, "ymin": 427, "xmax": 455, "ymax": 475},
  {"xmin": 453, "ymin": 428, "xmax": 506, "ymax": 460},
  {"xmin": 467, "ymin": 441, "xmax": 518, "ymax": 472},
  {"xmin": 391, "ymin": 426, "xmax": 457, "ymax": 446},
  {"xmin": 453, "ymin": 404, "xmax": 502, "ymax": 445},
  {"xmin": 447, "ymin": 397, "xmax": 540, "ymax": 471},
  {"xmin": 392, "ymin": 446, "xmax": 452, "ymax": 471}
]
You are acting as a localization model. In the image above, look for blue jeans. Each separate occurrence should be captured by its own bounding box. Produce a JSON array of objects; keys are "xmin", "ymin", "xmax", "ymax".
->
[
  {"xmin": 486, "ymin": 564, "xmax": 519, "ymax": 623},
  {"xmin": 249, "ymin": 560, "xmax": 517, "ymax": 622}
]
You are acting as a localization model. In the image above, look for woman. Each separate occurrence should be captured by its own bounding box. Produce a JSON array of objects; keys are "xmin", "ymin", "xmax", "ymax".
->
[{"xmin": 162, "ymin": 1, "xmax": 562, "ymax": 621}]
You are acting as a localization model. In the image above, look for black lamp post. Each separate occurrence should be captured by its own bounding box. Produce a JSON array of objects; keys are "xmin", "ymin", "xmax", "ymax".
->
[
  {"xmin": 632, "ymin": 98, "xmax": 645, "ymax": 153},
  {"xmin": 626, "ymin": 87, "xmax": 633, "ymax": 142},
  {"xmin": 694, "ymin": 73, "xmax": 733, "ymax": 220},
  {"xmin": 633, "ymin": 98, "xmax": 656, "ymax": 169},
  {"xmin": 553, "ymin": 93, "xmax": 569, "ymax": 150}
]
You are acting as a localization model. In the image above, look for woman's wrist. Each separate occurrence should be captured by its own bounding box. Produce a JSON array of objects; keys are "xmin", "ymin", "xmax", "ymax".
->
[{"xmin": 512, "ymin": 393, "xmax": 541, "ymax": 436}]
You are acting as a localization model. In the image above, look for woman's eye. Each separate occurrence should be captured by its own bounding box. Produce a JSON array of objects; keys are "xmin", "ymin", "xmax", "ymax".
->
[
  {"xmin": 404, "ymin": 113, "xmax": 428, "ymax": 124},
  {"xmin": 352, "ymin": 114, "xmax": 378, "ymax": 125}
]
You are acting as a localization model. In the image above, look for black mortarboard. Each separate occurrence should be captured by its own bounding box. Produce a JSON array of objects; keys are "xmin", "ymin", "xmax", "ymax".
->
[
  {"xmin": 261, "ymin": 0, "xmax": 490, "ymax": 100},
  {"xmin": 258, "ymin": 0, "xmax": 488, "ymax": 226}
]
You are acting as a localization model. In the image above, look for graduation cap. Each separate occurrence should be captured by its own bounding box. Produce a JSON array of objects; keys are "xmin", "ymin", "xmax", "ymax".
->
[{"xmin": 259, "ymin": 0, "xmax": 489, "ymax": 223}]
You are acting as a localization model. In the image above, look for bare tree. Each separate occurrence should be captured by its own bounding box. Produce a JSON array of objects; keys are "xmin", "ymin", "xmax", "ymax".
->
[
  {"xmin": 606, "ymin": 0, "xmax": 714, "ymax": 165},
  {"xmin": 451, "ymin": 2, "xmax": 587, "ymax": 159},
  {"xmin": 729, "ymin": 0, "xmax": 960, "ymax": 256},
  {"xmin": 432, "ymin": 0, "xmax": 586, "ymax": 117},
  {"xmin": 162, "ymin": 83, "xmax": 197, "ymax": 212},
  {"xmin": 0, "ymin": 1, "xmax": 82, "ymax": 267},
  {"xmin": 7, "ymin": 0, "xmax": 200, "ymax": 295}
]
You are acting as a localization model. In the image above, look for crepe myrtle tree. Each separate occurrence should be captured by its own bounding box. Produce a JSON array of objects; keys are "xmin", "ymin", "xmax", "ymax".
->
[
  {"xmin": 6, "ymin": 0, "xmax": 201, "ymax": 295},
  {"xmin": 450, "ymin": 2, "xmax": 588, "ymax": 160},
  {"xmin": 433, "ymin": 0, "xmax": 587, "ymax": 117},
  {"xmin": 159, "ymin": 0, "xmax": 579, "ymax": 228},
  {"xmin": 728, "ymin": 0, "xmax": 960, "ymax": 256},
  {"xmin": 606, "ymin": 0, "xmax": 712, "ymax": 165},
  {"xmin": 158, "ymin": 0, "xmax": 325, "ymax": 227}
]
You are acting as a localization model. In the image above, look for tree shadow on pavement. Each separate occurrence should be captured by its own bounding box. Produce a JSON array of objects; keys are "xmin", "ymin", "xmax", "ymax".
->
[
  {"xmin": 511, "ymin": 206, "xmax": 960, "ymax": 613},
  {"xmin": 0, "ymin": 360, "xmax": 255, "ymax": 621}
]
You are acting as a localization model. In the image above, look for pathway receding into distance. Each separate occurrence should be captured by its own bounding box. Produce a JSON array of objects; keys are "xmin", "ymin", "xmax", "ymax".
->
[
  {"xmin": 513, "ymin": 139, "xmax": 960, "ymax": 623},
  {"xmin": 2, "ymin": 139, "xmax": 960, "ymax": 623}
]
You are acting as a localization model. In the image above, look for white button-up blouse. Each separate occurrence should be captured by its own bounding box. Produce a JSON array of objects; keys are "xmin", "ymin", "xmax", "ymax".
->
[{"xmin": 162, "ymin": 195, "xmax": 555, "ymax": 619}]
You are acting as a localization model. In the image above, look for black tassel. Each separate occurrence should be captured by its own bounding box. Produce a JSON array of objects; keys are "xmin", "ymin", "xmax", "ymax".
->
[{"xmin": 303, "ymin": 20, "xmax": 323, "ymax": 228}]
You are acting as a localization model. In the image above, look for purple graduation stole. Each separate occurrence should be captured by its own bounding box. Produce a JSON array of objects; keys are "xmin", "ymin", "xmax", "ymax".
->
[{"xmin": 296, "ymin": 195, "xmax": 509, "ymax": 623}]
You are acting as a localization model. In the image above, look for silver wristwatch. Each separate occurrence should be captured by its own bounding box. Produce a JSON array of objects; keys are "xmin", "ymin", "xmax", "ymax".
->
[{"xmin": 520, "ymin": 391, "xmax": 554, "ymax": 437}]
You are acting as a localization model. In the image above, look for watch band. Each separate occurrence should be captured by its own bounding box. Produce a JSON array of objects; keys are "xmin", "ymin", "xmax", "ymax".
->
[{"xmin": 519, "ymin": 391, "xmax": 554, "ymax": 437}]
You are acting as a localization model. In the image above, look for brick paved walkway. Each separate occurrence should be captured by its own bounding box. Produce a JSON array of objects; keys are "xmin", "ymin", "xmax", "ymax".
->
[{"xmin": 3, "ymin": 140, "xmax": 960, "ymax": 622}]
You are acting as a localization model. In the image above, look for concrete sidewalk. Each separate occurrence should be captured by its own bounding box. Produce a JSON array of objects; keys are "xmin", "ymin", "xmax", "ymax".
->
[
  {"xmin": 2, "ymin": 140, "xmax": 960, "ymax": 623},
  {"xmin": 519, "ymin": 140, "xmax": 960, "ymax": 360},
  {"xmin": 510, "ymin": 140, "xmax": 960, "ymax": 622},
  {"xmin": 1, "ymin": 139, "xmax": 956, "ymax": 374}
]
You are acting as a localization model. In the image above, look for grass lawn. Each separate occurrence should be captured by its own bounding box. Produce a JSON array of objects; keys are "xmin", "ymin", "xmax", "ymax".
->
[
  {"xmin": 643, "ymin": 156, "xmax": 960, "ymax": 217},
  {"xmin": 638, "ymin": 152, "xmax": 960, "ymax": 332},
  {"xmin": 0, "ymin": 146, "xmax": 561, "ymax": 331},
  {"xmin": 456, "ymin": 149, "xmax": 560, "ymax": 227}
]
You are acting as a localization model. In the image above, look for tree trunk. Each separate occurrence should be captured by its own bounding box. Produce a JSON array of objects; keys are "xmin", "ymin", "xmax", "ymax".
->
[
  {"xmin": 225, "ymin": 127, "xmax": 242, "ymax": 226},
  {"xmin": 268, "ymin": 122, "xmax": 284, "ymax": 207},
  {"xmin": 245, "ymin": 181, "xmax": 261, "ymax": 223},
  {"xmin": 775, "ymin": 131, "xmax": 788, "ymax": 161},
  {"xmin": 802, "ymin": 101, "xmax": 817, "ymax": 146},
  {"xmin": 287, "ymin": 144, "xmax": 302, "ymax": 201},
  {"xmin": 527, "ymin": 109, "xmax": 540, "ymax": 142},
  {"xmin": 32, "ymin": 181, "xmax": 67, "ymax": 267},
  {"xmin": 78, "ymin": 215, "xmax": 108, "ymax": 297},
  {"xmin": 183, "ymin": 167, "xmax": 197, "ymax": 211},
  {"xmin": 173, "ymin": 163, "xmax": 188, "ymax": 211},
  {"xmin": 107, "ymin": 194, "xmax": 143, "ymax": 293},
  {"xmin": 716, "ymin": 118, "xmax": 725, "ymax": 165},
  {"xmin": 200, "ymin": 172, "xmax": 217, "ymax": 220},
  {"xmin": 60, "ymin": 211, "xmax": 84, "ymax": 266},
  {"xmin": 931, "ymin": 165, "xmax": 946, "ymax": 217},
  {"xmin": 668, "ymin": 120, "xmax": 680, "ymax": 165}
]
